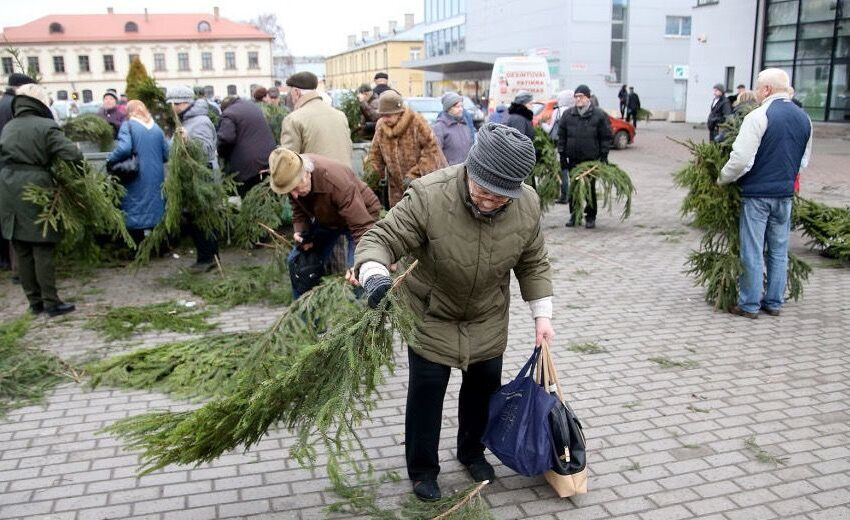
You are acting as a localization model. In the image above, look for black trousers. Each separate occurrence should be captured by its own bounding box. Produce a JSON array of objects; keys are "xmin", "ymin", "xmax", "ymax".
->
[
  {"xmin": 12, "ymin": 240, "xmax": 59, "ymax": 307},
  {"xmin": 0, "ymin": 237, "xmax": 11, "ymax": 268},
  {"xmin": 405, "ymin": 349, "xmax": 503, "ymax": 482},
  {"xmin": 627, "ymin": 110, "xmax": 638, "ymax": 128},
  {"xmin": 185, "ymin": 219, "xmax": 219, "ymax": 264},
  {"xmin": 236, "ymin": 174, "xmax": 262, "ymax": 199},
  {"xmin": 569, "ymin": 177, "xmax": 598, "ymax": 221}
]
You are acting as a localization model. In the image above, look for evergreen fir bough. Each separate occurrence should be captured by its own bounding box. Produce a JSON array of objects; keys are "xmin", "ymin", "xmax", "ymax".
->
[
  {"xmin": 569, "ymin": 160, "xmax": 635, "ymax": 224},
  {"xmin": 794, "ymin": 197, "xmax": 850, "ymax": 262},
  {"xmin": 231, "ymin": 177, "xmax": 292, "ymax": 249},
  {"xmin": 261, "ymin": 103, "xmax": 288, "ymax": 145},
  {"xmin": 84, "ymin": 301, "xmax": 216, "ymax": 342},
  {"xmin": 529, "ymin": 127, "xmax": 561, "ymax": 211},
  {"xmin": 62, "ymin": 114, "xmax": 115, "ymax": 151}
]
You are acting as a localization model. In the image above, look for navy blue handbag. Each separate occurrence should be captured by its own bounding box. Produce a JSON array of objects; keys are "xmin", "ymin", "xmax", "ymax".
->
[{"xmin": 482, "ymin": 347, "xmax": 559, "ymax": 477}]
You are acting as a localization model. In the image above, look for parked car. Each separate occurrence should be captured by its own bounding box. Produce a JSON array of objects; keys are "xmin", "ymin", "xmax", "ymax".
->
[
  {"xmin": 532, "ymin": 100, "xmax": 635, "ymax": 149},
  {"xmin": 405, "ymin": 97, "xmax": 443, "ymax": 124}
]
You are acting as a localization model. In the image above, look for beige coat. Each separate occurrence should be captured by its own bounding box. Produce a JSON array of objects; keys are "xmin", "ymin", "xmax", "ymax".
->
[{"xmin": 281, "ymin": 92, "xmax": 353, "ymax": 168}]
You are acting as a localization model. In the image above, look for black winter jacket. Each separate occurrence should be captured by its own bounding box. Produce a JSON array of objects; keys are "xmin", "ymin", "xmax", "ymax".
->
[
  {"xmin": 707, "ymin": 96, "xmax": 732, "ymax": 131},
  {"xmin": 217, "ymin": 97, "xmax": 276, "ymax": 181},
  {"xmin": 503, "ymin": 103, "xmax": 535, "ymax": 141},
  {"xmin": 557, "ymin": 106, "xmax": 613, "ymax": 168}
]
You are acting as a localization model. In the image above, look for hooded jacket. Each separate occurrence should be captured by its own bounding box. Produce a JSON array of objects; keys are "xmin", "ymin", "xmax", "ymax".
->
[
  {"xmin": 180, "ymin": 99, "xmax": 218, "ymax": 167},
  {"xmin": 217, "ymin": 97, "xmax": 276, "ymax": 181},
  {"xmin": 280, "ymin": 91, "xmax": 353, "ymax": 168},
  {"xmin": 557, "ymin": 105, "xmax": 613, "ymax": 168},
  {"xmin": 431, "ymin": 112, "xmax": 473, "ymax": 166},
  {"xmin": 354, "ymin": 165, "xmax": 552, "ymax": 370},
  {"xmin": 503, "ymin": 103, "xmax": 535, "ymax": 141},
  {"xmin": 369, "ymin": 108, "xmax": 447, "ymax": 207},
  {"xmin": 0, "ymin": 95, "xmax": 83, "ymax": 242}
]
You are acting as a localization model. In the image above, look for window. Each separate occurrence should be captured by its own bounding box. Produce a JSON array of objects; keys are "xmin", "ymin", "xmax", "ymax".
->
[
  {"xmin": 203, "ymin": 85, "xmax": 214, "ymax": 98},
  {"xmin": 724, "ymin": 66, "xmax": 735, "ymax": 92},
  {"xmin": 248, "ymin": 51, "xmax": 259, "ymax": 69},
  {"xmin": 696, "ymin": 0, "xmax": 718, "ymax": 5},
  {"xmin": 128, "ymin": 53, "xmax": 140, "ymax": 64},
  {"xmin": 409, "ymin": 47, "xmax": 421, "ymax": 61},
  {"xmin": 77, "ymin": 55, "xmax": 89, "ymax": 73},
  {"xmin": 665, "ymin": 16, "xmax": 691, "ymax": 37},
  {"xmin": 56, "ymin": 90, "xmax": 68, "ymax": 101},
  {"xmin": 103, "ymin": 55, "xmax": 115, "ymax": 72},
  {"xmin": 82, "ymin": 89, "xmax": 93, "ymax": 103},
  {"xmin": 2, "ymin": 57, "xmax": 13, "ymax": 74},
  {"xmin": 227, "ymin": 84, "xmax": 237, "ymax": 96},
  {"xmin": 225, "ymin": 51, "xmax": 236, "ymax": 70},
  {"xmin": 610, "ymin": 0, "xmax": 628, "ymax": 83},
  {"xmin": 154, "ymin": 53, "xmax": 166, "ymax": 71},
  {"xmin": 459, "ymin": 25, "xmax": 466, "ymax": 52},
  {"xmin": 178, "ymin": 52, "xmax": 190, "ymax": 71},
  {"xmin": 198, "ymin": 21, "xmax": 211, "ymax": 32},
  {"xmin": 202, "ymin": 52, "xmax": 213, "ymax": 70},
  {"xmin": 125, "ymin": 22, "xmax": 138, "ymax": 32},
  {"xmin": 27, "ymin": 57, "xmax": 40, "ymax": 74},
  {"xmin": 53, "ymin": 56, "xmax": 65, "ymax": 73},
  {"xmin": 49, "ymin": 22, "xmax": 64, "ymax": 34}
]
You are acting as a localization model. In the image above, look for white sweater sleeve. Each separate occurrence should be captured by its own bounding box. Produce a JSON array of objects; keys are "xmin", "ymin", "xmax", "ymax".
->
[
  {"xmin": 358, "ymin": 261, "xmax": 389, "ymax": 286},
  {"xmin": 719, "ymin": 107, "xmax": 768, "ymax": 185},
  {"xmin": 528, "ymin": 296, "xmax": 553, "ymax": 319}
]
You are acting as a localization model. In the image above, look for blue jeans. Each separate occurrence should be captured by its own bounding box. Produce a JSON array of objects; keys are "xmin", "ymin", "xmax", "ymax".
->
[
  {"xmin": 738, "ymin": 197, "xmax": 792, "ymax": 313},
  {"xmin": 287, "ymin": 224, "xmax": 354, "ymax": 299}
]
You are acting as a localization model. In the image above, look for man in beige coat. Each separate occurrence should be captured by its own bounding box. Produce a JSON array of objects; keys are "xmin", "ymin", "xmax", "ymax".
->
[{"xmin": 280, "ymin": 72, "xmax": 353, "ymax": 168}]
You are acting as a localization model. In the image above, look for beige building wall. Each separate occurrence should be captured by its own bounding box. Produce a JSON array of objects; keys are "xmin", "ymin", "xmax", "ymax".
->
[
  {"xmin": 325, "ymin": 40, "xmax": 424, "ymax": 97},
  {"xmin": 6, "ymin": 39, "xmax": 273, "ymax": 102}
]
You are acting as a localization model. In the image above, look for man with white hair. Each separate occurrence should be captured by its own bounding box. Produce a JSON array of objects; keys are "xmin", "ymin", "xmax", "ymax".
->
[{"xmin": 718, "ymin": 68, "xmax": 813, "ymax": 319}]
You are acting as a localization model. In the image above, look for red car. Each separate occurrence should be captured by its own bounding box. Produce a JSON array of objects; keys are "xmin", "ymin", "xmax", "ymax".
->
[{"xmin": 532, "ymin": 100, "xmax": 635, "ymax": 149}]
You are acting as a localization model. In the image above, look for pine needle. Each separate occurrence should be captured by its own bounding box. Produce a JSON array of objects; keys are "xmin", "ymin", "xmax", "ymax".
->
[
  {"xmin": 0, "ymin": 316, "xmax": 69, "ymax": 417},
  {"xmin": 400, "ymin": 481, "xmax": 493, "ymax": 520},
  {"xmin": 529, "ymin": 127, "xmax": 561, "ymax": 211},
  {"xmin": 261, "ymin": 103, "xmax": 289, "ymax": 145},
  {"xmin": 62, "ymin": 114, "xmax": 115, "ymax": 151},
  {"xmin": 744, "ymin": 436, "xmax": 788, "ymax": 466},
  {"xmin": 167, "ymin": 263, "xmax": 292, "ymax": 308},
  {"xmin": 231, "ymin": 178, "xmax": 293, "ymax": 249},
  {"xmin": 794, "ymin": 197, "xmax": 850, "ymax": 262},
  {"xmin": 84, "ymin": 301, "xmax": 216, "ymax": 342},
  {"xmin": 569, "ymin": 160, "xmax": 635, "ymax": 224}
]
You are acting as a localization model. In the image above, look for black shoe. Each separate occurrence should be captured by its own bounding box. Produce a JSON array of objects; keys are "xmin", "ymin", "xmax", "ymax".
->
[
  {"xmin": 565, "ymin": 218, "xmax": 576, "ymax": 228},
  {"xmin": 585, "ymin": 219, "xmax": 596, "ymax": 229},
  {"xmin": 555, "ymin": 197, "xmax": 568, "ymax": 205},
  {"xmin": 188, "ymin": 261, "xmax": 216, "ymax": 274},
  {"xmin": 730, "ymin": 305, "xmax": 758, "ymax": 319},
  {"xmin": 412, "ymin": 480, "xmax": 441, "ymax": 502},
  {"xmin": 760, "ymin": 305, "xmax": 781, "ymax": 317},
  {"xmin": 46, "ymin": 303, "xmax": 75, "ymax": 318},
  {"xmin": 464, "ymin": 460, "xmax": 495, "ymax": 483},
  {"xmin": 29, "ymin": 302, "xmax": 44, "ymax": 315},
  {"xmin": 11, "ymin": 275, "xmax": 20, "ymax": 285}
]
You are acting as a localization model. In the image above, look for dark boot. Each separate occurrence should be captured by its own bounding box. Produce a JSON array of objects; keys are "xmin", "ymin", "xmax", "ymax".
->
[
  {"xmin": 464, "ymin": 460, "xmax": 495, "ymax": 482},
  {"xmin": 565, "ymin": 215, "xmax": 576, "ymax": 228},
  {"xmin": 730, "ymin": 306, "xmax": 758, "ymax": 319},
  {"xmin": 585, "ymin": 218, "xmax": 596, "ymax": 229},
  {"xmin": 412, "ymin": 480, "xmax": 441, "ymax": 502},
  {"xmin": 46, "ymin": 303, "xmax": 75, "ymax": 318}
]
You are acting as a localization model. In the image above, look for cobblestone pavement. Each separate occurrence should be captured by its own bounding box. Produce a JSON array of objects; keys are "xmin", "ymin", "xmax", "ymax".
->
[{"xmin": 1, "ymin": 122, "xmax": 848, "ymax": 520}]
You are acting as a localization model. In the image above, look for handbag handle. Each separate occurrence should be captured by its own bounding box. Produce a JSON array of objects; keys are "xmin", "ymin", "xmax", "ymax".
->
[{"xmin": 540, "ymin": 340, "xmax": 566, "ymax": 402}]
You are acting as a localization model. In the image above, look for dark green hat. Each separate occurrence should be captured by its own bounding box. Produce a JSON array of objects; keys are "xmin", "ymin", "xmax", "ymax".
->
[{"xmin": 286, "ymin": 72, "xmax": 318, "ymax": 90}]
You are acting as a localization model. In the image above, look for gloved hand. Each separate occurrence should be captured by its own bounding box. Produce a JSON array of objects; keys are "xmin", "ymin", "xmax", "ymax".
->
[{"xmin": 364, "ymin": 274, "xmax": 392, "ymax": 309}]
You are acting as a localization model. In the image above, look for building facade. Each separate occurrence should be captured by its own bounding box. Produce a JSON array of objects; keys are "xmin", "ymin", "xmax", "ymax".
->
[
  {"xmin": 1, "ymin": 9, "xmax": 274, "ymax": 104},
  {"xmin": 325, "ymin": 16, "xmax": 426, "ymax": 97}
]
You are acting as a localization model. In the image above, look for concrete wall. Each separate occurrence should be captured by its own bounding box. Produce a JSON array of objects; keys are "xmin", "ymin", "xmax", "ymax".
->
[{"xmin": 685, "ymin": 1, "xmax": 759, "ymax": 123}]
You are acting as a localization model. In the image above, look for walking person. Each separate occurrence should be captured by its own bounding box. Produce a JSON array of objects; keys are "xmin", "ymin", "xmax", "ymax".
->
[
  {"xmin": 217, "ymin": 95, "xmax": 277, "ymax": 198},
  {"xmin": 626, "ymin": 86, "xmax": 641, "ymax": 128},
  {"xmin": 718, "ymin": 69, "xmax": 812, "ymax": 319},
  {"xmin": 106, "ymin": 100, "xmax": 169, "ymax": 247},
  {"xmin": 369, "ymin": 91, "xmax": 447, "ymax": 207},
  {"xmin": 542, "ymin": 90, "xmax": 575, "ymax": 204},
  {"xmin": 166, "ymin": 86, "xmax": 222, "ymax": 273},
  {"xmin": 0, "ymin": 84, "xmax": 82, "ymax": 317},
  {"xmin": 558, "ymin": 85, "xmax": 613, "ymax": 229},
  {"xmin": 502, "ymin": 91, "xmax": 535, "ymax": 141},
  {"xmin": 351, "ymin": 123, "xmax": 555, "ymax": 502},
  {"xmin": 708, "ymin": 83, "xmax": 732, "ymax": 142},
  {"xmin": 431, "ymin": 92, "xmax": 473, "ymax": 166},
  {"xmin": 618, "ymin": 84, "xmax": 628, "ymax": 119}
]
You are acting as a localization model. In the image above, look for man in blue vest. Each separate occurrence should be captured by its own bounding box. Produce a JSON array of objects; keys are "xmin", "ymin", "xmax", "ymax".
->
[{"xmin": 718, "ymin": 68, "xmax": 812, "ymax": 318}]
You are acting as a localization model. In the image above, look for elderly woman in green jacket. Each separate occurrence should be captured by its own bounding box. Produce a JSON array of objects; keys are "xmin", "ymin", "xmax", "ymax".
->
[
  {"xmin": 351, "ymin": 123, "xmax": 555, "ymax": 502},
  {"xmin": 0, "ymin": 84, "xmax": 83, "ymax": 317}
]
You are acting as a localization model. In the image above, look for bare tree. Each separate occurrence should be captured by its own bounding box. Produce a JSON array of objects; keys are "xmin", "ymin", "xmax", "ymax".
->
[{"xmin": 251, "ymin": 14, "xmax": 294, "ymax": 79}]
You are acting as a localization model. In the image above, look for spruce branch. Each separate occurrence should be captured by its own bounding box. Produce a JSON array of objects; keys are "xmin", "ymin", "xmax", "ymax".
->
[{"xmin": 569, "ymin": 160, "xmax": 635, "ymax": 224}]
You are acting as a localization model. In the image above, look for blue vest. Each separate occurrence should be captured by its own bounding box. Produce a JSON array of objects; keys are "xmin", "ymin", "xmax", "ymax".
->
[{"xmin": 738, "ymin": 99, "xmax": 810, "ymax": 198}]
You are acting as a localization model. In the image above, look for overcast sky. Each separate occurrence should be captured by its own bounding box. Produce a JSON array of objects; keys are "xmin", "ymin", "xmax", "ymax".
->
[{"xmin": 1, "ymin": 0, "xmax": 424, "ymax": 56}]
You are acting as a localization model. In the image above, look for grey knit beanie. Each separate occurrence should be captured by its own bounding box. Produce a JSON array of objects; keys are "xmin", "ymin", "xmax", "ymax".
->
[
  {"xmin": 441, "ymin": 91, "xmax": 463, "ymax": 112},
  {"xmin": 513, "ymin": 90, "xmax": 533, "ymax": 105},
  {"xmin": 466, "ymin": 123, "xmax": 536, "ymax": 199},
  {"xmin": 166, "ymin": 85, "xmax": 195, "ymax": 104}
]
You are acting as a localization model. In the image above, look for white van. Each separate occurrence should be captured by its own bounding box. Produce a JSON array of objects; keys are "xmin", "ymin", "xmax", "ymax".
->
[{"xmin": 488, "ymin": 56, "xmax": 552, "ymax": 114}]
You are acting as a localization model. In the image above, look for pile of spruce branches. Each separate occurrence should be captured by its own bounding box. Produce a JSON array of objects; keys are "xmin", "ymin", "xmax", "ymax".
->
[
  {"xmin": 794, "ymin": 197, "xmax": 850, "ymax": 262},
  {"xmin": 672, "ymin": 111, "xmax": 811, "ymax": 310},
  {"xmin": 568, "ymin": 160, "xmax": 636, "ymax": 224},
  {"xmin": 231, "ymin": 178, "xmax": 292, "ymax": 249},
  {"xmin": 529, "ymin": 127, "xmax": 562, "ymax": 211},
  {"xmin": 22, "ymin": 159, "xmax": 134, "ymax": 264},
  {"xmin": 85, "ymin": 301, "xmax": 216, "ymax": 342},
  {"xmin": 62, "ymin": 115, "xmax": 115, "ymax": 152}
]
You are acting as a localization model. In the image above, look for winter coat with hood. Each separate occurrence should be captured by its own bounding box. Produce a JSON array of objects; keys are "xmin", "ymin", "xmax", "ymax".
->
[
  {"xmin": 179, "ymin": 98, "xmax": 218, "ymax": 168},
  {"xmin": 557, "ymin": 105, "xmax": 613, "ymax": 169},
  {"xmin": 431, "ymin": 112, "xmax": 473, "ymax": 166},
  {"xmin": 708, "ymin": 95, "xmax": 733, "ymax": 132},
  {"xmin": 0, "ymin": 95, "xmax": 83, "ymax": 243},
  {"xmin": 354, "ymin": 165, "xmax": 553, "ymax": 370},
  {"xmin": 107, "ymin": 118, "xmax": 170, "ymax": 230},
  {"xmin": 488, "ymin": 104, "xmax": 508, "ymax": 124},
  {"xmin": 369, "ymin": 108, "xmax": 447, "ymax": 207},
  {"xmin": 217, "ymin": 97, "xmax": 276, "ymax": 182},
  {"xmin": 281, "ymin": 91, "xmax": 353, "ymax": 168},
  {"xmin": 503, "ymin": 103, "xmax": 535, "ymax": 141}
]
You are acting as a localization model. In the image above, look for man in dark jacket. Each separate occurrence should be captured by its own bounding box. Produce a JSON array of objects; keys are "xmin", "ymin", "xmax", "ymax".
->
[
  {"xmin": 267, "ymin": 147, "xmax": 381, "ymax": 297},
  {"xmin": 708, "ymin": 83, "xmax": 732, "ymax": 142},
  {"xmin": 0, "ymin": 73, "xmax": 36, "ymax": 271},
  {"xmin": 217, "ymin": 96, "xmax": 277, "ymax": 198},
  {"xmin": 626, "ymin": 86, "xmax": 641, "ymax": 128},
  {"xmin": 558, "ymin": 84, "xmax": 613, "ymax": 229},
  {"xmin": 502, "ymin": 91, "xmax": 535, "ymax": 141},
  {"xmin": 0, "ymin": 84, "xmax": 82, "ymax": 317},
  {"xmin": 373, "ymin": 72, "xmax": 395, "ymax": 97}
]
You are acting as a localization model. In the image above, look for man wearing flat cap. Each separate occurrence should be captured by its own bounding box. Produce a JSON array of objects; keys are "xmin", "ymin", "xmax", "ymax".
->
[
  {"xmin": 280, "ymin": 71, "xmax": 353, "ymax": 168},
  {"xmin": 268, "ymin": 147, "xmax": 380, "ymax": 297},
  {"xmin": 351, "ymin": 123, "xmax": 555, "ymax": 502},
  {"xmin": 372, "ymin": 72, "xmax": 396, "ymax": 97}
]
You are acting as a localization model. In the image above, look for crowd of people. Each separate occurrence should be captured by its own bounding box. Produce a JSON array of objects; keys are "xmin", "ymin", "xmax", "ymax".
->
[{"xmin": 0, "ymin": 65, "xmax": 813, "ymax": 502}]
